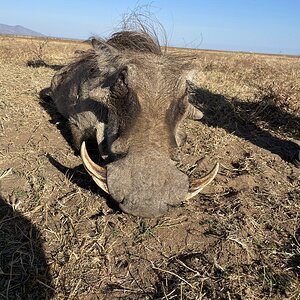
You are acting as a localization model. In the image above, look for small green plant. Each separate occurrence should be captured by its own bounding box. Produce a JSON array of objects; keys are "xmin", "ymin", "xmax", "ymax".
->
[{"xmin": 135, "ymin": 220, "xmax": 162, "ymax": 241}]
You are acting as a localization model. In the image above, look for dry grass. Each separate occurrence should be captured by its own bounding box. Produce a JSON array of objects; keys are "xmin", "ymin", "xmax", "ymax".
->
[{"xmin": 0, "ymin": 35, "xmax": 299, "ymax": 299}]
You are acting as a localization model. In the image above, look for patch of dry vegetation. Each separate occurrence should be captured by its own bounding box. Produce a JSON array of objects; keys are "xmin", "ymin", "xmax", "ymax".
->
[{"xmin": 0, "ymin": 36, "xmax": 299, "ymax": 299}]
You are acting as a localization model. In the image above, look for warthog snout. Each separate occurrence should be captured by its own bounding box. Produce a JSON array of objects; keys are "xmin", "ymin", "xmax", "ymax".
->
[{"xmin": 81, "ymin": 142, "xmax": 219, "ymax": 217}]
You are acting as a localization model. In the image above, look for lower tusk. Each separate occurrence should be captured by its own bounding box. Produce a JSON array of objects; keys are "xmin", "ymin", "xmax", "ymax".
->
[
  {"xmin": 80, "ymin": 141, "xmax": 109, "ymax": 193},
  {"xmin": 186, "ymin": 162, "xmax": 219, "ymax": 200},
  {"xmin": 91, "ymin": 175, "xmax": 109, "ymax": 194}
]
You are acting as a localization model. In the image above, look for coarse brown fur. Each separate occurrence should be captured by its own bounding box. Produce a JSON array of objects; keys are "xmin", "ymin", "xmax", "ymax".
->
[{"xmin": 50, "ymin": 30, "xmax": 203, "ymax": 217}]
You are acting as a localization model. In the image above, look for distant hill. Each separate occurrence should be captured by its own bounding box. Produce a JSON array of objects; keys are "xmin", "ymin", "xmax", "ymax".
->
[{"xmin": 0, "ymin": 24, "xmax": 44, "ymax": 37}]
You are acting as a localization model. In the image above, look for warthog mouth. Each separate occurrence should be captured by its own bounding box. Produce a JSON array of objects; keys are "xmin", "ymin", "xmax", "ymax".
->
[{"xmin": 80, "ymin": 141, "xmax": 219, "ymax": 217}]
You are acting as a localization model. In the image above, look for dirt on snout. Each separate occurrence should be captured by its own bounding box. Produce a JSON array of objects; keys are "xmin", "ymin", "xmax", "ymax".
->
[{"xmin": 0, "ymin": 35, "xmax": 299, "ymax": 299}]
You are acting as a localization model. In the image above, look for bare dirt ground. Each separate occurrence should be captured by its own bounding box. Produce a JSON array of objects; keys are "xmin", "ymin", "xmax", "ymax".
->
[{"xmin": 0, "ymin": 36, "xmax": 299, "ymax": 299}]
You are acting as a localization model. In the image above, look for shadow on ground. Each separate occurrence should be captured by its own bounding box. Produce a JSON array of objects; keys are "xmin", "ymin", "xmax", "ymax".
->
[
  {"xmin": 46, "ymin": 154, "xmax": 121, "ymax": 214},
  {"xmin": 189, "ymin": 83, "xmax": 300, "ymax": 164},
  {"xmin": 0, "ymin": 196, "xmax": 54, "ymax": 299}
]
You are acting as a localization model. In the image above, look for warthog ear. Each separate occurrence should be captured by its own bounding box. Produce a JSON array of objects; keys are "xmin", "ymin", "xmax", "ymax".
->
[
  {"xmin": 185, "ymin": 80, "xmax": 203, "ymax": 120},
  {"xmin": 186, "ymin": 80, "xmax": 197, "ymax": 94}
]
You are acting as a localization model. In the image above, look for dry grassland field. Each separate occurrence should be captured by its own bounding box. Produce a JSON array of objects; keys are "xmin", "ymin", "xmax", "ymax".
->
[{"xmin": 0, "ymin": 35, "xmax": 299, "ymax": 299}]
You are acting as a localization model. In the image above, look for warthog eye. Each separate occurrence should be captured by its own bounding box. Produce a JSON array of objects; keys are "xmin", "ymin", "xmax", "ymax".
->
[
  {"xmin": 110, "ymin": 69, "xmax": 129, "ymax": 99},
  {"xmin": 89, "ymin": 67, "xmax": 95, "ymax": 73}
]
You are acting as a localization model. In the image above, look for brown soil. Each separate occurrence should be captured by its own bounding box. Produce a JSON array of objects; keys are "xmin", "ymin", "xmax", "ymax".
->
[{"xmin": 0, "ymin": 35, "xmax": 299, "ymax": 299}]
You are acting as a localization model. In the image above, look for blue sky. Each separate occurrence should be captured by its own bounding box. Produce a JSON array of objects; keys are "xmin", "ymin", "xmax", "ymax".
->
[{"xmin": 1, "ymin": 0, "xmax": 300, "ymax": 54}]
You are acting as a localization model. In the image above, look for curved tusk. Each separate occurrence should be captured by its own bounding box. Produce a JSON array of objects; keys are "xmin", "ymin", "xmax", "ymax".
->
[
  {"xmin": 186, "ymin": 162, "xmax": 219, "ymax": 200},
  {"xmin": 80, "ymin": 141, "xmax": 109, "ymax": 194}
]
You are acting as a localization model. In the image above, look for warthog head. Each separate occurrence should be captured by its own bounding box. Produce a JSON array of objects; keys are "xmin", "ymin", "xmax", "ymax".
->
[
  {"xmin": 78, "ymin": 32, "xmax": 218, "ymax": 217},
  {"xmin": 51, "ymin": 31, "xmax": 218, "ymax": 217}
]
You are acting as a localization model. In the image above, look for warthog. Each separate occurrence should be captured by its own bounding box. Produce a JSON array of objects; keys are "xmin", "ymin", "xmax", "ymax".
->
[{"xmin": 50, "ymin": 31, "xmax": 219, "ymax": 217}]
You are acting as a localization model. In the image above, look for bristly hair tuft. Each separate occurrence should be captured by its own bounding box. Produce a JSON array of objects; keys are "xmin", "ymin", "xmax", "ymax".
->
[{"xmin": 116, "ymin": 4, "xmax": 168, "ymax": 52}]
